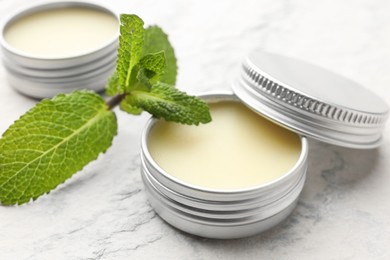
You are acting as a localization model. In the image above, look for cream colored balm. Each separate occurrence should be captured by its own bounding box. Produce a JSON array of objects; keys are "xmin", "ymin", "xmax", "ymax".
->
[
  {"xmin": 4, "ymin": 7, "xmax": 118, "ymax": 58},
  {"xmin": 148, "ymin": 101, "xmax": 302, "ymax": 190}
]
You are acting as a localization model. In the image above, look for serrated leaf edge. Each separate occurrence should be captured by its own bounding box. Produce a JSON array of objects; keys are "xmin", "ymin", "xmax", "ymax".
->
[{"xmin": 0, "ymin": 105, "xmax": 117, "ymax": 205}]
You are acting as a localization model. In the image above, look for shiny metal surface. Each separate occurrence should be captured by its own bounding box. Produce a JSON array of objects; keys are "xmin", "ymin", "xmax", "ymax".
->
[
  {"xmin": 5, "ymin": 61, "xmax": 115, "ymax": 84},
  {"xmin": 141, "ymin": 92, "xmax": 308, "ymax": 239},
  {"xmin": 143, "ymin": 176, "xmax": 299, "ymax": 239},
  {"xmin": 0, "ymin": 1, "xmax": 118, "ymax": 98},
  {"xmin": 233, "ymin": 51, "xmax": 389, "ymax": 148},
  {"xmin": 7, "ymin": 67, "xmax": 113, "ymax": 98},
  {"xmin": 0, "ymin": 1, "xmax": 119, "ymax": 68},
  {"xmin": 2, "ymin": 48, "xmax": 117, "ymax": 78},
  {"xmin": 1, "ymin": 38, "xmax": 118, "ymax": 70}
]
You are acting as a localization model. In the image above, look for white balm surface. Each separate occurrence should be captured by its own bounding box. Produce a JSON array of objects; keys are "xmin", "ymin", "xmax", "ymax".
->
[
  {"xmin": 4, "ymin": 7, "xmax": 118, "ymax": 58},
  {"xmin": 148, "ymin": 101, "xmax": 301, "ymax": 190}
]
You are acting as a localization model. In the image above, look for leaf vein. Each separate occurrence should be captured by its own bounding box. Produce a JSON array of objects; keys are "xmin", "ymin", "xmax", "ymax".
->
[{"xmin": 0, "ymin": 107, "xmax": 108, "ymax": 191}]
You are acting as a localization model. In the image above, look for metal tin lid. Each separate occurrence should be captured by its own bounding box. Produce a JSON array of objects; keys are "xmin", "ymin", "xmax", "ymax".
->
[{"xmin": 232, "ymin": 51, "xmax": 389, "ymax": 149}]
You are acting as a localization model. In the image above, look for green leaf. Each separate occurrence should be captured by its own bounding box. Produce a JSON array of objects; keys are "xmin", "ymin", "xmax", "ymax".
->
[
  {"xmin": 0, "ymin": 91, "xmax": 117, "ymax": 205},
  {"xmin": 104, "ymin": 14, "xmax": 210, "ymax": 125},
  {"xmin": 143, "ymin": 26, "xmax": 177, "ymax": 85},
  {"xmin": 139, "ymin": 51, "xmax": 166, "ymax": 82},
  {"xmin": 107, "ymin": 14, "xmax": 145, "ymax": 95},
  {"xmin": 135, "ymin": 68, "xmax": 154, "ymax": 90},
  {"xmin": 106, "ymin": 72, "xmax": 119, "ymax": 96},
  {"xmin": 119, "ymin": 100, "xmax": 143, "ymax": 115},
  {"xmin": 123, "ymin": 82, "xmax": 211, "ymax": 125},
  {"xmin": 133, "ymin": 51, "xmax": 167, "ymax": 90}
]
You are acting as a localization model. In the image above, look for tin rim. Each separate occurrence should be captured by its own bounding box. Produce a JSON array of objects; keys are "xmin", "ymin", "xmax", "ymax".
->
[
  {"xmin": 6, "ymin": 65, "xmax": 114, "ymax": 89},
  {"xmin": 5, "ymin": 61, "xmax": 116, "ymax": 84},
  {"xmin": 141, "ymin": 153, "xmax": 306, "ymax": 211},
  {"xmin": 142, "ymin": 158, "xmax": 306, "ymax": 214},
  {"xmin": 0, "ymin": 0, "xmax": 119, "ymax": 61},
  {"xmin": 1, "ymin": 44, "xmax": 117, "ymax": 76},
  {"xmin": 142, "ymin": 170, "xmax": 304, "ymax": 221},
  {"xmin": 8, "ymin": 72, "xmax": 110, "ymax": 98},
  {"xmin": 145, "ymin": 189, "xmax": 298, "ymax": 239}
]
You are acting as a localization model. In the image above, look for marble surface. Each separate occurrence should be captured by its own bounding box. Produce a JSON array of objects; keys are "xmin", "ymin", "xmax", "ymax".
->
[{"xmin": 0, "ymin": 0, "xmax": 390, "ymax": 259}]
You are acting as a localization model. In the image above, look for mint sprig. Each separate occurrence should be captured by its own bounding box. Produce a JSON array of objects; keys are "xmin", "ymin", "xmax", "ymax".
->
[
  {"xmin": 124, "ymin": 82, "xmax": 212, "ymax": 124},
  {"xmin": 0, "ymin": 14, "xmax": 211, "ymax": 205},
  {"xmin": 0, "ymin": 91, "xmax": 117, "ymax": 205},
  {"xmin": 142, "ymin": 26, "xmax": 177, "ymax": 85},
  {"xmin": 107, "ymin": 14, "xmax": 209, "ymax": 125}
]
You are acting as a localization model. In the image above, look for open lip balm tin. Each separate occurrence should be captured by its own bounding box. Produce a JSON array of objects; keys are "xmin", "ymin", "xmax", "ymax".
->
[
  {"xmin": 0, "ymin": 1, "xmax": 119, "ymax": 98},
  {"xmin": 141, "ymin": 51, "xmax": 389, "ymax": 239}
]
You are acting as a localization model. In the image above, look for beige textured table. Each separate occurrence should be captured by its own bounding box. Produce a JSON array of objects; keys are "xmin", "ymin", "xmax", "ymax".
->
[{"xmin": 0, "ymin": 0, "xmax": 389, "ymax": 259}]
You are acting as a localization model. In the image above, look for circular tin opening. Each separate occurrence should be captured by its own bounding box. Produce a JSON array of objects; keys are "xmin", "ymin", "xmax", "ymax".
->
[
  {"xmin": 1, "ymin": 1, "xmax": 119, "ymax": 60},
  {"xmin": 142, "ymin": 92, "xmax": 308, "ymax": 196}
]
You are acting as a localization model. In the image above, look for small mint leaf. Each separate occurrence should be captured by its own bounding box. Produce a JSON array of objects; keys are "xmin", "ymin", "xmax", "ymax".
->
[
  {"xmin": 123, "ymin": 82, "xmax": 211, "ymax": 125},
  {"xmin": 106, "ymin": 72, "xmax": 119, "ymax": 96},
  {"xmin": 143, "ymin": 26, "xmax": 177, "ymax": 85},
  {"xmin": 0, "ymin": 91, "xmax": 117, "ymax": 205},
  {"xmin": 107, "ymin": 14, "xmax": 144, "ymax": 95},
  {"xmin": 120, "ymin": 99, "xmax": 143, "ymax": 115},
  {"xmin": 135, "ymin": 68, "xmax": 154, "ymax": 90},
  {"xmin": 132, "ymin": 51, "xmax": 166, "ymax": 90},
  {"xmin": 139, "ymin": 51, "xmax": 166, "ymax": 83}
]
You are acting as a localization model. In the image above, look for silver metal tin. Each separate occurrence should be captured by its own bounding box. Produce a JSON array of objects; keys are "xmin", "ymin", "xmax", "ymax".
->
[
  {"xmin": 7, "ymin": 64, "xmax": 114, "ymax": 98},
  {"xmin": 0, "ymin": 1, "xmax": 119, "ymax": 98},
  {"xmin": 1, "ymin": 1, "xmax": 119, "ymax": 68},
  {"xmin": 141, "ymin": 92, "xmax": 308, "ymax": 239},
  {"xmin": 1, "ymin": 35, "xmax": 118, "ymax": 70},
  {"xmin": 233, "ymin": 51, "xmax": 389, "ymax": 149},
  {"xmin": 2, "ymin": 51, "xmax": 117, "ymax": 78}
]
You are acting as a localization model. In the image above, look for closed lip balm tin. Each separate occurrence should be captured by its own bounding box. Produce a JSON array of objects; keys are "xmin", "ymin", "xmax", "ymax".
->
[
  {"xmin": 140, "ymin": 51, "xmax": 389, "ymax": 239},
  {"xmin": 0, "ymin": 1, "xmax": 119, "ymax": 98}
]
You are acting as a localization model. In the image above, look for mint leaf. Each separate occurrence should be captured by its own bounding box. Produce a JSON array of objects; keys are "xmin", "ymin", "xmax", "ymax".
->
[
  {"xmin": 120, "ymin": 100, "xmax": 143, "ymax": 115},
  {"xmin": 133, "ymin": 51, "xmax": 167, "ymax": 90},
  {"xmin": 105, "ymin": 14, "xmax": 210, "ymax": 126},
  {"xmin": 138, "ymin": 51, "xmax": 166, "ymax": 82},
  {"xmin": 0, "ymin": 91, "xmax": 117, "ymax": 205},
  {"xmin": 106, "ymin": 72, "xmax": 119, "ymax": 96},
  {"xmin": 135, "ymin": 68, "xmax": 154, "ymax": 90},
  {"xmin": 107, "ymin": 14, "xmax": 145, "ymax": 95},
  {"xmin": 123, "ymin": 82, "xmax": 211, "ymax": 125},
  {"xmin": 143, "ymin": 26, "xmax": 177, "ymax": 85}
]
